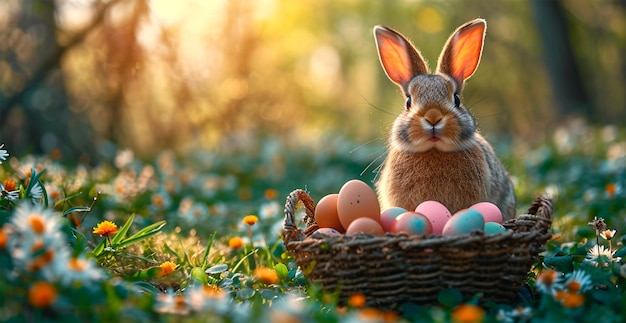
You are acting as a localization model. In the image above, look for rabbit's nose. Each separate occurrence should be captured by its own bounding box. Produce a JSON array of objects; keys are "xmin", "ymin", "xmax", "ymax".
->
[{"xmin": 423, "ymin": 110, "xmax": 443, "ymax": 126}]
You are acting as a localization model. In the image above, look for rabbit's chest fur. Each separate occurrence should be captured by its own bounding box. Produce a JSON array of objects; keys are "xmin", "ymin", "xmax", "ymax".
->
[{"xmin": 377, "ymin": 145, "xmax": 490, "ymax": 214}]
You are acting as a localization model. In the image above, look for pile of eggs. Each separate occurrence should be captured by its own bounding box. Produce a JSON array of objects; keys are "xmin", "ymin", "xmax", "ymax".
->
[{"xmin": 314, "ymin": 179, "xmax": 508, "ymax": 237}]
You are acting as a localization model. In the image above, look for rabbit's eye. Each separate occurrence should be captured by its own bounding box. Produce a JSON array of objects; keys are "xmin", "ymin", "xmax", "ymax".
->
[
  {"xmin": 405, "ymin": 96, "xmax": 412, "ymax": 110},
  {"xmin": 453, "ymin": 93, "xmax": 461, "ymax": 108}
]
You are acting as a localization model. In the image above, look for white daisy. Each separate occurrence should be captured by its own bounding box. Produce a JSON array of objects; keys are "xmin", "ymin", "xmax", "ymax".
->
[
  {"xmin": 564, "ymin": 269, "xmax": 592, "ymax": 293},
  {"xmin": 600, "ymin": 229, "xmax": 616, "ymax": 241},
  {"xmin": 0, "ymin": 182, "xmax": 20, "ymax": 201},
  {"xmin": 29, "ymin": 181, "xmax": 44, "ymax": 204},
  {"xmin": 0, "ymin": 144, "xmax": 8, "ymax": 164},
  {"xmin": 57, "ymin": 255, "xmax": 106, "ymax": 286},
  {"xmin": 585, "ymin": 244, "xmax": 621, "ymax": 267},
  {"xmin": 535, "ymin": 269, "xmax": 562, "ymax": 296}
]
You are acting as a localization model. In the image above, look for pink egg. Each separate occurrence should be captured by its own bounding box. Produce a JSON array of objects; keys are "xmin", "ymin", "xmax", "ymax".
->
[
  {"xmin": 469, "ymin": 202, "xmax": 503, "ymax": 224},
  {"xmin": 346, "ymin": 217, "xmax": 384, "ymax": 236},
  {"xmin": 391, "ymin": 212, "xmax": 432, "ymax": 235},
  {"xmin": 442, "ymin": 209, "xmax": 484, "ymax": 236},
  {"xmin": 415, "ymin": 201, "xmax": 452, "ymax": 235},
  {"xmin": 380, "ymin": 207, "xmax": 407, "ymax": 232}
]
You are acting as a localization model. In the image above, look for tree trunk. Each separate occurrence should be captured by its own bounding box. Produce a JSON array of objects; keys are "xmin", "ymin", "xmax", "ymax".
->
[{"xmin": 531, "ymin": 0, "xmax": 593, "ymax": 121}]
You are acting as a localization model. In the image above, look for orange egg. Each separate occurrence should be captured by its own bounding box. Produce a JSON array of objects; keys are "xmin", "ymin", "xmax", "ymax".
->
[
  {"xmin": 345, "ymin": 217, "xmax": 384, "ymax": 236},
  {"xmin": 314, "ymin": 194, "xmax": 345, "ymax": 232},
  {"xmin": 337, "ymin": 180, "xmax": 380, "ymax": 229}
]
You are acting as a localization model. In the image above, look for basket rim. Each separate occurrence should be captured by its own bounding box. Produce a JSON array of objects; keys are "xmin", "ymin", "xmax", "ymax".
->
[{"xmin": 282, "ymin": 189, "xmax": 553, "ymax": 246}]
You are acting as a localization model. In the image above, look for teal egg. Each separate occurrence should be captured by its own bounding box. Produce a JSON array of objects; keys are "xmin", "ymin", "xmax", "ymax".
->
[
  {"xmin": 442, "ymin": 209, "xmax": 485, "ymax": 236},
  {"xmin": 484, "ymin": 222, "xmax": 507, "ymax": 234}
]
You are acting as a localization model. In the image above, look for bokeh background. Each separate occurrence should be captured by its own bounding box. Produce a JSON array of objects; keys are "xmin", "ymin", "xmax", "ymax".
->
[{"xmin": 0, "ymin": 0, "xmax": 624, "ymax": 162}]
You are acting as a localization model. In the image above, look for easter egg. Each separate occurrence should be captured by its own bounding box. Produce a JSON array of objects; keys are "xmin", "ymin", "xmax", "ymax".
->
[
  {"xmin": 391, "ymin": 212, "xmax": 432, "ymax": 235},
  {"xmin": 308, "ymin": 227, "xmax": 342, "ymax": 240},
  {"xmin": 346, "ymin": 217, "xmax": 384, "ymax": 236},
  {"xmin": 337, "ymin": 180, "xmax": 380, "ymax": 229},
  {"xmin": 380, "ymin": 207, "xmax": 407, "ymax": 232},
  {"xmin": 314, "ymin": 194, "xmax": 345, "ymax": 232},
  {"xmin": 442, "ymin": 209, "xmax": 485, "ymax": 236},
  {"xmin": 484, "ymin": 222, "xmax": 507, "ymax": 234},
  {"xmin": 415, "ymin": 200, "xmax": 452, "ymax": 235},
  {"xmin": 469, "ymin": 202, "xmax": 503, "ymax": 224}
]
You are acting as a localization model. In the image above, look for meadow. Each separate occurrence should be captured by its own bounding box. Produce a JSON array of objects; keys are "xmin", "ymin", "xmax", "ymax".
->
[{"xmin": 0, "ymin": 120, "xmax": 625, "ymax": 322}]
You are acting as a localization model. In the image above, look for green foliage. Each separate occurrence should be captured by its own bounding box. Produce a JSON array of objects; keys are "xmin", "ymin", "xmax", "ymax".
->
[{"xmin": 0, "ymin": 123, "xmax": 625, "ymax": 322}]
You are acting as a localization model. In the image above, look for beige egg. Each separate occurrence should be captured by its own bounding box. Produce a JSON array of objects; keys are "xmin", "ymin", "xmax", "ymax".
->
[
  {"xmin": 314, "ymin": 194, "xmax": 345, "ymax": 232},
  {"xmin": 337, "ymin": 180, "xmax": 381, "ymax": 229}
]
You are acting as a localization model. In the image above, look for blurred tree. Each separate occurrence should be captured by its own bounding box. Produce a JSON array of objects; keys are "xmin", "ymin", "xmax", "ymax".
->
[
  {"xmin": 531, "ymin": 0, "xmax": 592, "ymax": 121},
  {"xmin": 0, "ymin": 0, "xmax": 94, "ymax": 162},
  {"xmin": 0, "ymin": 0, "xmax": 623, "ymax": 160}
]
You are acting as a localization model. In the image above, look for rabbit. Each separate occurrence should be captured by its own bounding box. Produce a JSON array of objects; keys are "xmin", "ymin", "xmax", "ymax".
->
[{"xmin": 373, "ymin": 18, "xmax": 516, "ymax": 220}]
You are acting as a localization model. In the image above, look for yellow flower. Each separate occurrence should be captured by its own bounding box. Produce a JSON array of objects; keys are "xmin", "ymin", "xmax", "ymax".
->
[
  {"xmin": 93, "ymin": 220, "xmax": 119, "ymax": 237},
  {"xmin": 242, "ymin": 215, "xmax": 258, "ymax": 226},
  {"xmin": 159, "ymin": 261, "xmax": 177, "ymax": 276},
  {"xmin": 28, "ymin": 281, "xmax": 57, "ymax": 308},
  {"xmin": 253, "ymin": 267, "xmax": 279, "ymax": 284},
  {"xmin": 228, "ymin": 236, "xmax": 244, "ymax": 249},
  {"xmin": 452, "ymin": 304, "xmax": 485, "ymax": 323}
]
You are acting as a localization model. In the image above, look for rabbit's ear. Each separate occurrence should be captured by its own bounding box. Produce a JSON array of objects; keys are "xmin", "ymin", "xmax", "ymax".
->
[
  {"xmin": 437, "ymin": 19, "xmax": 486, "ymax": 90},
  {"xmin": 374, "ymin": 25, "xmax": 428, "ymax": 94}
]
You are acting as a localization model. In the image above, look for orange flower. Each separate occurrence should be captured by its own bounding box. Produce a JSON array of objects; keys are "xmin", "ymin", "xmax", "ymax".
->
[
  {"xmin": 3, "ymin": 179, "xmax": 17, "ymax": 191},
  {"xmin": 242, "ymin": 215, "xmax": 258, "ymax": 226},
  {"xmin": 254, "ymin": 267, "xmax": 279, "ymax": 284},
  {"xmin": 452, "ymin": 304, "xmax": 485, "ymax": 323},
  {"xmin": 28, "ymin": 281, "xmax": 57, "ymax": 308},
  {"xmin": 348, "ymin": 293, "xmax": 367, "ymax": 308},
  {"xmin": 28, "ymin": 215, "xmax": 46, "ymax": 234},
  {"xmin": 264, "ymin": 188, "xmax": 279, "ymax": 200},
  {"xmin": 557, "ymin": 291, "xmax": 585, "ymax": 308},
  {"xmin": 92, "ymin": 220, "xmax": 119, "ymax": 237},
  {"xmin": 228, "ymin": 236, "xmax": 244, "ymax": 249},
  {"xmin": 605, "ymin": 183, "xmax": 616, "ymax": 197},
  {"xmin": 159, "ymin": 261, "xmax": 177, "ymax": 276},
  {"xmin": 68, "ymin": 258, "xmax": 88, "ymax": 271},
  {"xmin": 0, "ymin": 227, "xmax": 7, "ymax": 249}
]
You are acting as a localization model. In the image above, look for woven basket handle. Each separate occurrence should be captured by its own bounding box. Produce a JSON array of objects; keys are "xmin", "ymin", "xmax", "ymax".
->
[
  {"xmin": 526, "ymin": 193, "xmax": 554, "ymax": 232},
  {"xmin": 283, "ymin": 189, "xmax": 319, "ymax": 244}
]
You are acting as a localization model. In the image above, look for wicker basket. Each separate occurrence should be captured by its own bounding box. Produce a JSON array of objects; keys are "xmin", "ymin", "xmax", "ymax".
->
[{"xmin": 283, "ymin": 189, "xmax": 553, "ymax": 309}]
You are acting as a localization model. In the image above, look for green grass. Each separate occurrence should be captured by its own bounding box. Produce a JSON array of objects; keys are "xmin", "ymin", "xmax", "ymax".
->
[{"xmin": 0, "ymin": 124, "xmax": 625, "ymax": 322}]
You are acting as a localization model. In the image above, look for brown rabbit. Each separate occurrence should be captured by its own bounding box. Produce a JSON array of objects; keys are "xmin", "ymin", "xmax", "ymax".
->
[{"xmin": 373, "ymin": 18, "xmax": 516, "ymax": 220}]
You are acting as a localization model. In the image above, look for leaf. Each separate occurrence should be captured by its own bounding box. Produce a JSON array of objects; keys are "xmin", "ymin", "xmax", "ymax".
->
[
  {"xmin": 111, "ymin": 214, "xmax": 135, "ymax": 245},
  {"xmin": 126, "ymin": 267, "xmax": 162, "ymax": 281},
  {"xmin": 132, "ymin": 281, "xmax": 161, "ymax": 295},
  {"xmin": 190, "ymin": 267, "xmax": 209, "ymax": 285},
  {"xmin": 63, "ymin": 206, "xmax": 93, "ymax": 217},
  {"xmin": 437, "ymin": 288, "xmax": 463, "ymax": 308},
  {"xmin": 92, "ymin": 238, "xmax": 106, "ymax": 257},
  {"xmin": 613, "ymin": 247, "xmax": 626, "ymax": 258},
  {"xmin": 117, "ymin": 220, "xmax": 166, "ymax": 248},
  {"xmin": 236, "ymin": 288, "xmax": 256, "ymax": 300},
  {"xmin": 205, "ymin": 264, "xmax": 229, "ymax": 275},
  {"xmin": 201, "ymin": 231, "xmax": 217, "ymax": 268},
  {"xmin": 274, "ymin": 263, "xmax": 288, "ymax": 280},
  {"xmin": 543, "ymin": 255, "xmax": 574, "ymax": 272}
]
